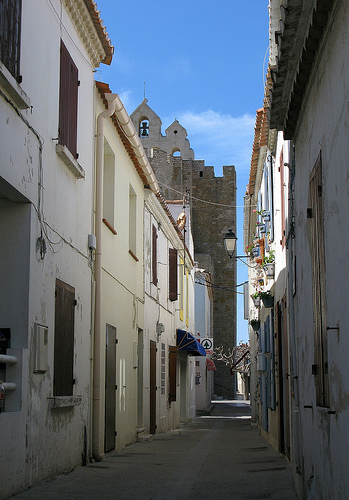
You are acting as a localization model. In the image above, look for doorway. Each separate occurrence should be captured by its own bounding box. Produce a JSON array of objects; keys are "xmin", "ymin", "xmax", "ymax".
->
[
  {"xmin": 105, "ymin": 324, "xmax": 116, "ymax": 452},
  {"xmin": 150, "ymin": 340, "xmax": 157, "ymax": 434}
]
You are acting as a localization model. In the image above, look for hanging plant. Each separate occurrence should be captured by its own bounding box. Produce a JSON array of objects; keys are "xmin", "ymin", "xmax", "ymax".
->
[
  {"xmin": 260, "ymin": 290, "xmax": 274, "ymax": 308},
  {"xmin": 250, "ymin": 319, "xmax": 260, "ymax": 331}
]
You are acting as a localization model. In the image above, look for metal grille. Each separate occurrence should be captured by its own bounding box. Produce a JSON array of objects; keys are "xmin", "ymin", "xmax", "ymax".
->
[{"xmin": 0, "ymin": 0, "xmax": 21, "ymax": 80}]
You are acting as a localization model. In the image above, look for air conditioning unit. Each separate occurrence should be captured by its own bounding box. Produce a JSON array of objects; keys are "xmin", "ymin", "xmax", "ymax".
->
[{"xmin": 257, "ymin": 353, "xmax": 266, "ymax": 372}]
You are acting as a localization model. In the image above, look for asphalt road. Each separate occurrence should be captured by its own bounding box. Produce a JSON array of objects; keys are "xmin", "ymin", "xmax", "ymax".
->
[{"xmin": 11, "ymin": 399, "xmax": 298, "ymax": 500}]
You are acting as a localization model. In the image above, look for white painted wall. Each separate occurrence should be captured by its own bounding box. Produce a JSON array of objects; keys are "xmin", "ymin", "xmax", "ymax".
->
[
  {"xmin": 94, "ymin": 91, "xmax": 146, "ymax": 452},
  {"xmin": 290, "ymin": 3, "xmax": 349, "ymax": 497},
  {"xmin": 0, "ymin": 1, "xmax": 105, "ymax": 496}
]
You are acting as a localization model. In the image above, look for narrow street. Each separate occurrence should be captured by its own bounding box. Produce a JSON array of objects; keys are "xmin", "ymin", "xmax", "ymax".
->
[{"xmin": 12, "ymin": 400, "xmax": 298, "ymax": 500}]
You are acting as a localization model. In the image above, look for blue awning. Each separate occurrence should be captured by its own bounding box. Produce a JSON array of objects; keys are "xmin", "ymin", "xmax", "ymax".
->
[{"xmin": 176, "ymin": 329, "xmax": 206, "ymax": 356}]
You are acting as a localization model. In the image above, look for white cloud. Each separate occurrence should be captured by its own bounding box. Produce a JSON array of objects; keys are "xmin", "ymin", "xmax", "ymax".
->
[
  {"xmin": 167, "ymin": 110, "xmax": 255, "ymax": 175},
  {"xmin": 117, "ymin": 89, "xmax": 136, "ymax": 112}
]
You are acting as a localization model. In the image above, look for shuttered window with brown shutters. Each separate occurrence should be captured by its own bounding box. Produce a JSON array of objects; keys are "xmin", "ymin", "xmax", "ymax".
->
[
  {"xmin": 168, "ymin": 346, "xmax": 177, "ymax": 402},
  {"xmin": 0, "ymin": 0, "xmax": 22, "ymax": 81},
  {"xmin": 168, "ymin": 248, "xmax": 178, "ymax": 301},
  {"xmin": 309, "ymin": 152, "xmax": 329, "ymax": 408},
  {"xmin": 54, "ymin": 279, "xmax": 75, "ymax": 396},
  {"xmin": 152, "ymin": 224, "xmax": 158, "ymax": 286},
  {"xmin": 58, "ymin": 41, "xmax": 79, "ymax": 159}
]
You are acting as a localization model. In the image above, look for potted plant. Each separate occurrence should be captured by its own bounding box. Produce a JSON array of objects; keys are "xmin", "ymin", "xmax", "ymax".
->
[
  {"xmin": 251, "ymin": 245, "xmax": 260, "ymax": 257},
  {"xmin": 257, "ymin": 222, "xmax": 266, "ymax": 234},
  {"xmin": 263, "ymin": 250, "xmax": 275, "ymax": 277},
  {"xmin": 260, "ymin": 290, "xmax": 274, "ymax": 308},
  {"xmin": 262, "ymin": 211, "xmax": 270, "ymax": 222},
  {"xmin": 251, "ymin": 292, "xmax": 261, "ymax": 308},
  {"xmin": 250, "ymin": 319, "xmax": 260, "ymax": 331}
]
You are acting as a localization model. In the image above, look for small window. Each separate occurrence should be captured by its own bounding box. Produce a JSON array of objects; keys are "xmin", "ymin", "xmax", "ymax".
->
[
  {"xmin": 58, "ymin": 41, "xmax": 79, "ymax": 159},
  {"xmin": 129, "ymin": 185, "xmax": 137, "ymax": 258},
  {"xmin": 0, "ymin": 0, "xmax": 22, "ymax": 81},
  {"xmin": 169, "ymin": 248, "xmax": 178, "ymax": 301},
  {"xmin": 103, "ymin": 140, "xmax": 115, "ymax": 229},
  {"xmin": 139, "ymin": 119, "xmax": 149, "ymax": 137},
  {"xmin": 152, "ymin": 224, "xmax": 158, "ymax": 286},
  {"xmin": 161, "ymin": 343, "xmax": 166, "ymax": 395},
  {"xmin": 172, "ymin": 148, "xmax": 181, "ymax": 157}
]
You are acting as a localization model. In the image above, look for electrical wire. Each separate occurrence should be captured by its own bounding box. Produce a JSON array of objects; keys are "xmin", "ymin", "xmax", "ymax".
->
[{"xmin": 158, "ymin": 181, "xmax": 257, "ymax": 209}]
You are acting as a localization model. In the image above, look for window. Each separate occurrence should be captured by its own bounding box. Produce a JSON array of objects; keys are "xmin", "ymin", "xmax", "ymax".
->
[
  {"xmin": 169, "ymin": 248, "xmax": 178, "ymax": 301},
  {"xmin": 139, "ymin": 118, "xmax": 149, "ymax": 137},
  {"xmin": 280, "ymin": 148, "xmax": 286, "ymax": 248},
  {"xmin": 0, "ymin": 0, "xmax": 22, "ymax": 81},
  {"xmin": 186, "ymin": 269, "xmax": 189, "ymax": 327},
  {"xmin": 161, "ymin": 343, "xmax": 165, "ymax": 395},
  {"xmin": 309, "ymin": 152, "xmax": 329, "ymax": 407},
  {"xmin": 179, "ymin": 258, "xmax": 184, "ymax": 321},
  {"xmin": 103, "ymin": 140, "xmax": 115, "ymax": 230},
  {"xmin": 168, "ymin": 346, "xmax": 177, "ymax": 402},
  {"xmin": 129, "ymin": 184, "xmax": 137, "ymax": 259},
  {"xmin": 54, "ymin": 280, "xmax": 75, "ymax": 396},
  {"xmin": 152, "ymin": 224, "xmax": 158, "ymax": 285},
  {"xmin": 58, "ymin": 41, "xmax": 79, "ymax": 159}
]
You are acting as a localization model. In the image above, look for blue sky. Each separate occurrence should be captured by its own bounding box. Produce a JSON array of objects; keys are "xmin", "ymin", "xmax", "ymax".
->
[{"xmin": 95, "ymin": 1, "xmax": 269, "ymax": 342}]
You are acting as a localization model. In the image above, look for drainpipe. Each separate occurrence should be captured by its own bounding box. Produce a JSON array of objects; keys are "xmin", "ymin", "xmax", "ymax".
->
[{"xmin": 93, "ymin": 93, "xmax": 118, "ymax": 461}]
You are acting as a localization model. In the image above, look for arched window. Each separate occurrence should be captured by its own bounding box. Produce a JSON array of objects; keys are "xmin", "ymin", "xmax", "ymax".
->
[
  {"xmin": 172, "ymin": 148, "xmax": 181, "ymax": 157},
  {"xmin": 139, "ymin": 118, "xmax": 149, "ymax": 137}
]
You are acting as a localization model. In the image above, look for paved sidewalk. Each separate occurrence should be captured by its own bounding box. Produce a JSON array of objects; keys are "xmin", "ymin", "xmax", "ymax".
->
[{"xmin": 11, "ymin": 400, "xmax": 298, "ymax": 500}]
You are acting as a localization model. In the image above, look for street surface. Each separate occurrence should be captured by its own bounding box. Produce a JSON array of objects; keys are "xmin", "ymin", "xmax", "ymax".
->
[{"xmin": 11, "ymin": 399, "xmax": 298, "ymax": 499}]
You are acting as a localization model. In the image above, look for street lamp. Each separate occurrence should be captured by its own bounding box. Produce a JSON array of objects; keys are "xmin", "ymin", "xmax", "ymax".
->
[
  {"xmin": 223, "ymin": 229, "xmax": 237, "ymax": 258},
  {"xmin": 223, "ymin": 229, "xmax": 253, "ymax": 262}
]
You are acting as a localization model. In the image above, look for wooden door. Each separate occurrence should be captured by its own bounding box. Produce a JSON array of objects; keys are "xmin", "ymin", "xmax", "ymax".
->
[
  {"xmin": 150, "ymin": 340, "xmax": 157, "ymax": 434},
  {"xmin": 105, "ymin": 324, "xmax": 116, "ymax": 452}
]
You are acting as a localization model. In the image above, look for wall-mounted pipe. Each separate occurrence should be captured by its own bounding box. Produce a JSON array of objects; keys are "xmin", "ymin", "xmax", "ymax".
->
[
  {"xmin": 0, "ymin": 355, "xmax": 17, "ymax": 364},
  {"xmin": 92, "ymin": 93, "xmax": 118, "ymax": 462},
  {"xmin": 3, "ymin": 382, "xmax": 16, "ymax": 391}
]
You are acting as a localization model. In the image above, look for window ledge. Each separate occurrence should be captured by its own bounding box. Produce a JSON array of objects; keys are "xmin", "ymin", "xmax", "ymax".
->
[
  {"xmin": 129, "ymin": 249, "xmax": 139, "ymax": 262},
  {"xmin": 103, "ymin": 218, "xmax": 117, "ymax": 234},
  {"xmin": 56, "ymin": 144, "xmax": 85, "ymax": 179},
  {"xmin": 49, "ymin": 395, "xmax": 82, "ymax": 408},
  {"xmin": 0, "ymin": 62, "xmax": 30, "ymax": 109}
]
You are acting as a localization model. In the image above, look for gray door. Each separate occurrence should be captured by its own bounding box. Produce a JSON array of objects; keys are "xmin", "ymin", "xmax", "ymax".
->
[{"xmin": 105, "ymin": 324, "xmax": 116, "ymax": 452}]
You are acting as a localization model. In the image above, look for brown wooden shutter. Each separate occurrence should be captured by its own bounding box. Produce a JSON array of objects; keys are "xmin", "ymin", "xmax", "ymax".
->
[
  {"xmin": 0, "ymin": 0, "xmax": 22, "ymax": 80},
  {"xmin": 54, "ymin": 279, "xmax": 75, "ymax": 396},
  {"xmin": 168, "ymin": 346, "xmax": 177, "ymax": 402},
  {"xmin": 280, "ymin": 148, "xmax": 286, "ymax": 248},
  {"xmin": 309, "ymin": 152, "xmax": 329, "ymax": 407},
  {"xmin": 152, "ymin": 224, "xmax": 158, "ymax": 286},
  {"xmin": 169, "ymin": 248, "xmax": 178, "ymax": 301},
  {"xmin": 59, "ymin": 41, "xmax": 79, "ymax": 158}
]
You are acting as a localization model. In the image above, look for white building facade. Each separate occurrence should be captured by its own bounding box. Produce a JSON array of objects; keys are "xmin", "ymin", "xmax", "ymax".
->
[
  {"xmin": 0, "ymin": 1, "xmax": 113, "ymax": 497},
  {"xmin": 246, "ymin": 1, "xmax": 349, "ymax": 498}
]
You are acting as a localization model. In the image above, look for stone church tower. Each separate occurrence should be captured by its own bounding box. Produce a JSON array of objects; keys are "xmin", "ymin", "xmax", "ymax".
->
[{"xmin": 131, "ymin": 100, "xmax": 237, "ymax": 398}]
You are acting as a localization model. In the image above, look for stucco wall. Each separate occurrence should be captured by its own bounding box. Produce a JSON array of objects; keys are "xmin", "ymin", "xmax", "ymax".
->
[
  {"xmin": 0, "ymin": 1, "xmax": 98, "ymax": 496},
  {"xmin": 292, "ymin": 3, "xmax": 349, "ymax": 497}
]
